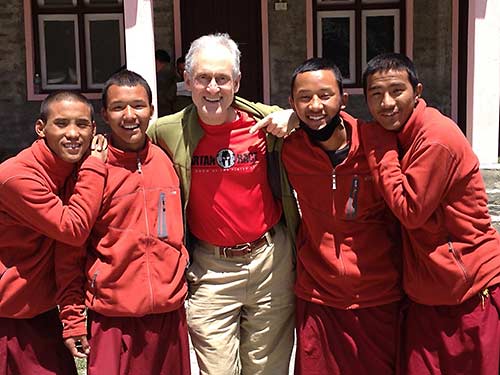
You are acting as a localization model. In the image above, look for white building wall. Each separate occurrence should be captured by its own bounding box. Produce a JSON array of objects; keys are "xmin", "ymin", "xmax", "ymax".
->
[
  {"xmin": 467, "ymin": 0, "xmax": 500, "ymax": 165},
  {"xmin": 123, "ymin": 0, "xmax": 158, "ymax": 120}
]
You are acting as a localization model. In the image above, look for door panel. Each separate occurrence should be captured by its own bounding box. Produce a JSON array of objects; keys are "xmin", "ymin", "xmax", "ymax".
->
[{"xmin": 180, "ymin": 0, "xmax": 263, "ymax": 102}]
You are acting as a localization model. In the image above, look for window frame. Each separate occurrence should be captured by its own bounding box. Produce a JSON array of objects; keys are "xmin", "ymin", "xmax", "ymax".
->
[
  {"xmin": 313, "ymin": 0, "xmax": 405, "ymax": 89},
  {"xmin": 84, "ymin": 13, "xmax": 125, "ymax": 90},
  {"xmin": 25, "ymin": 0, "xmax": 124, "ymax": 100},
  {"xmin": 317, "ymin": 10, "xmax": 356, "ymax": 84},
  {"xmin": 361, "ymin": 8, "xmax": 400, "ymax": 73},
  {"xmin": 38, "ymin": 14, "xmax": 81, "ymax": 90}
]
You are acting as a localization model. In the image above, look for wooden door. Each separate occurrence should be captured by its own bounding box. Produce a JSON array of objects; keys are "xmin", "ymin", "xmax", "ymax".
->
[{"xmin": 180, "ymin": 0, "xmax": 263, "ymax": 102}]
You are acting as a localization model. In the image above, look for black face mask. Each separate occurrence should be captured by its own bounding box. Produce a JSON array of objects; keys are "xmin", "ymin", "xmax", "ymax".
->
[{"xmin": 300, "ymin": 112, "xmax": 342, "ymax": 142}]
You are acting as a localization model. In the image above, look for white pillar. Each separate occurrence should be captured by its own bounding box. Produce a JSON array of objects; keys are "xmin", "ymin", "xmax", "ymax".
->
[
  {"xmin": 467, "ymin": 0, "xmax": 500, "ymax": 165},
  {"xmin": 123, "ymin": 0, "xmax": 158, "ymax": 120}
]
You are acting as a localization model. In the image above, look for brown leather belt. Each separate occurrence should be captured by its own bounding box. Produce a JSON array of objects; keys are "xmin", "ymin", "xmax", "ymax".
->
[{"xmin": 198, "ymin": 228, "xmax": 275, "ymax": 258}]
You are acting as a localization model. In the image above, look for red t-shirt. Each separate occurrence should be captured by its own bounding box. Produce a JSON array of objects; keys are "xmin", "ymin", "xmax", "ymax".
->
[{"xmin": 187, "ymin": 110, "xmax": 282, "ymax": 246}]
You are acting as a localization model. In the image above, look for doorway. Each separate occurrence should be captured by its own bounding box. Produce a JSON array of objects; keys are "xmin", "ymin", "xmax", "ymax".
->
[{"xmin": 180, "ymin": 0, "xmax": 263, "ymax": 102}]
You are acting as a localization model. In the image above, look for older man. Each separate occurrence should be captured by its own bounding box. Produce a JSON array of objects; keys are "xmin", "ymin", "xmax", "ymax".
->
[{"xmin": 147, "ymin": 33, "xmax": 299, "ymax": 375}]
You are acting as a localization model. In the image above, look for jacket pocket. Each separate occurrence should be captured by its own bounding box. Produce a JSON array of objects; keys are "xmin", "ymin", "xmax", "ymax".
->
[
  {"xmin": 448, "ymin": 240, "xmax": 470, "ymax": 284},
  {"xmin": 156, "ymin": 188, "xmax": 183, "ymax": 243},
  {"xmin": 157, "ymin": 192, "xmax": 168, "ymax": 239},
  {"xmin": 345, "ymin": 176, "xmax": 359, "ymax": 219}
]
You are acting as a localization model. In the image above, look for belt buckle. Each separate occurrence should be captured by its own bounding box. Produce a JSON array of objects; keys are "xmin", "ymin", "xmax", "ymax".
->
[{"xmin": 221, "ymin": 242, "xmax": 251, "ymax": 257}]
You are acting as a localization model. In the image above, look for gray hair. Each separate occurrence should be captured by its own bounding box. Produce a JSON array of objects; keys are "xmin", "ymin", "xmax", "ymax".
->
[{"xmin": 184, "ymin": 33, "xmax": 241, "ymax": 79}]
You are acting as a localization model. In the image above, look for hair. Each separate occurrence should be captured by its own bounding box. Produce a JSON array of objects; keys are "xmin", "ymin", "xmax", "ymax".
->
[
  {"xmin": 184, "ymin": 33, "xmax": 241, "ymax": 79},
  {"xmin": 155, "ymin": 49, "xmax": 171, "ymax": 63},
  {"xmin": 101, "ymin": 69, "xmax": 153, "ymax": 108},
  {"xmin": 290, "ymin": 57, "xmax": 344, "ymax": 97},
  {"xmin": 362, "ymin": 52, "xmax": 420, "ymax": 97},
  {"xmin": 39, "ymin": 91, "xmax": 94, "ymax": 123}
]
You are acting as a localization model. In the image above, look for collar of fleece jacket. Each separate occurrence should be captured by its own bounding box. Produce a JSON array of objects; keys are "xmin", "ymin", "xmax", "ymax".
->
[
  {"xmin": 106, "ymin": 136, "xmax": 153, "ymax": 168},
  {"xmin": 32, "ymin": 138, "xmax": 76, "ymax": 186}
]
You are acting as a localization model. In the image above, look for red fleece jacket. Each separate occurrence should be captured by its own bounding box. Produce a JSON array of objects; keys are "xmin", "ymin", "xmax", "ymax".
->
[
  {"xmin": 57, "ymin": 139, "xmax": 188, "ymax": 338},
  {"xmin": 0, "ymin": 140, "xmax": 106, "ymax": 318},
  {"xmin": 282, "ymin": 111, "xmax": 402, "ymax": 309},
  {"xmin": 361, "ymin": 99, "xmax": 500, "ymax": 305}
]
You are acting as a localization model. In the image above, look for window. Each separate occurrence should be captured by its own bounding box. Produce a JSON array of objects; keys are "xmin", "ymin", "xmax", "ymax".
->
[
  {"xmin": 31, "ymin": 0, "xmax": 125, "ymax": 93},
  {"xmin": 315, "ymin": 0, "xmax": 404, "ymax": 87}
]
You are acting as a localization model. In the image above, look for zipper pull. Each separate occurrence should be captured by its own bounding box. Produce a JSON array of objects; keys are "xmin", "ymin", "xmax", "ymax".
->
[
  {"xmin": 90, "ymin": 271, "xmax": 99, "ymax": 306},
  {"xmin": 137, "ymin": 157, "xmax": 142, "ymax": 174},
  {"xmin": 332, "ymin": 173, "xmax": 336, "ymax": 190},
  {"xmin": 480, "ymin": 288, "xmax": 490, "ymax": 310}
]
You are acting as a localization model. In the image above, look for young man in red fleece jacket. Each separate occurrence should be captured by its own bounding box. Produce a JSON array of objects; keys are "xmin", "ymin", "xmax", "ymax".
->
[
  {"xmin": 0, "ymin": 91, "xmax": 107, "ymax": 375},
  {"xmin": 282, "ymin": 57, "xmax": 403, "ymax": 375},
  {"xmin": 361, "ymin": 52, "xmax": 500, "ymax": 374},
  {"xmin": 56, "ymin": 70, "xmax": 190, "ymax": 375}
]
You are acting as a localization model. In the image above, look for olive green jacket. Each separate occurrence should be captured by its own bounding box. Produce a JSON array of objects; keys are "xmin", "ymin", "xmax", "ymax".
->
[{"xmin": 147, "ymin": 96, "xmax": 299, "ymax": 246}]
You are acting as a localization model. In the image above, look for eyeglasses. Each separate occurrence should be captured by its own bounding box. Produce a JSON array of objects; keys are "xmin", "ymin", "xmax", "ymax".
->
[{"xmin": 193, "ymin": 73, "xmax": 234, "ymax": 88}]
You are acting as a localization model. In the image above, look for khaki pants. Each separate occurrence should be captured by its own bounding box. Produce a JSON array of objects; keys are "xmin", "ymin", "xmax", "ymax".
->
[{"xmin": 186, "ymin": 223, "xmax": 295, "ymax": 375}]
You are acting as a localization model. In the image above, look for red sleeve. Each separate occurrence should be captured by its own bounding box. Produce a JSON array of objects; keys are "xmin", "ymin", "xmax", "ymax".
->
[
  {"xmin": 0, "ymin": 156, "xmax": 106, "ymax": 246},
  {"xmin": 55, "ymin": 240, "xmax": 87, "ymax": 339},
  {"xmin": 360, "ymin": 122, "xmax": 455, "ymax": 229}
]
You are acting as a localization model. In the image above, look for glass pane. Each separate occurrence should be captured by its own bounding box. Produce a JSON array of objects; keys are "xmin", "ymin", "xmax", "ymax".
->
[
  {"xmin": 88, "ymin": 19, "xmax": 123, "ymax": 86},
  {"xmin": 321, "ymin": 17, "xmax": 351, "ymax": 80},
  {"xmin": 366, "ymin": 15, "xmax": 395, "ymax": 62},
  {"xmin": 42, "ymin": 19, "xmax": 78, "ymax": 87},
  {"xmin": 37, "ymin": 0, "xmax": 76, "ymax": 7}
]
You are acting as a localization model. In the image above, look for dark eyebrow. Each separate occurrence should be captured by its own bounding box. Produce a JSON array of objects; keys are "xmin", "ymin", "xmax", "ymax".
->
[{"xmin": 109, "ymin": 99, "xmax": 147, "ymax": 106}]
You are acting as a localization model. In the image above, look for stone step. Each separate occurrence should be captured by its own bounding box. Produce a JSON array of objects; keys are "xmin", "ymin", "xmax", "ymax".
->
[{"xmin": 481, "ymin": 167, "xmax": 500, "ymax": 190}]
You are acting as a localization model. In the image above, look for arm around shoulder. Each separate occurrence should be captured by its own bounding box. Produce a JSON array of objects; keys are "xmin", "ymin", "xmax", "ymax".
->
[
  {"xmin": 0, "ymin": 158, "xmax": 106, "ymax": 245},
  {"xmin": 360, "ymin": 122, "xmax": 455, "ymax": 228}
]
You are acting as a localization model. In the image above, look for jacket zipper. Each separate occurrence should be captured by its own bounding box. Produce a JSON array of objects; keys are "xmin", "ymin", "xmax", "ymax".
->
[
  {"xmin": 90, "ymin": 270, "xmax": 99, "ymax": 306},
  {"xmin": 345, "ymin": 176, "xmax": 359, "ymax": 219},
  {"xmin": 448, "ymin": 239, "xmax": 470, "ymax": 284},
  {"xmin": 157, "ymin": 192, "xmax": 168, "ymax": 239},
  {"xmin": 138, "ymin": 155, "xmax": 154, "ymax": 312},
  {"xmin": 136, "ymin": 157, "xmax": 142, "ymax": 174},
  {"xmin": 331, "ymin": 168, "xmax": 346, "ymax": 276}
]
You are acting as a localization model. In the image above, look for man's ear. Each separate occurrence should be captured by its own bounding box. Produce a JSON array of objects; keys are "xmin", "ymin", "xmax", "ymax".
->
[
  {"xmin": 35, "ymin": 119, "xmax": 46, "ymax": 138},
  {"xmin": 341, "ymin": 92, "xmax": 349, "ymax": 110},
  {"xmin": 415, "ymin": 83, "xmax": 423, "ymax": 100},
  {"xmin": 288, "ymin": 96, "xmax": 296, "ymax": 112},
  {"xmin": 233, "ymin": 73, "xmax": 241, "ymax": 93},
  {"xmin": 184, "ymin": 71, "xmax": 193, "ymax": 92},
  {"xmin": 101, "ymin": 107, "xmax": 109, "ymax": 125},
  {"xmin": 92, "ymin": 121, "xmax": 97, "ymax": 136}
]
